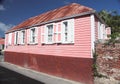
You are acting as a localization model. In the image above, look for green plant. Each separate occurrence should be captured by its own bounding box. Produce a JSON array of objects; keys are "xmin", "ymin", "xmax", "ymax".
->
[{"xmin": 92, "ymin": 52, "xmax": 108, "ymax": 78}]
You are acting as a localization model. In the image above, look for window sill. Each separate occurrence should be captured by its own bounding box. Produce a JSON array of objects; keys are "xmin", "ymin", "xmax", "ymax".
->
[
  {"xmin": 41, "ymin": 42, "xmax": 74, "ymax": 45},
  {"xmin": 28, "ymin": 43, "xmax": 38, "ymax": 45},
  {"xmin": 41, "ymin": 42, "xmax": 55, "ymax": 45},
  {"xmin": 19, "ymin": 44, "xmax": 25, "ymax": 46},
  {"xmin": 60, "ymin": 42, "xmax": 74, "ymax": 45},
  {"xmin": 61, "ymin": 41, "xmax": 74, "ymax": 44},
  {"xmin": 14, "ymin": 44, "xmax": 19, "ymax": 46}
]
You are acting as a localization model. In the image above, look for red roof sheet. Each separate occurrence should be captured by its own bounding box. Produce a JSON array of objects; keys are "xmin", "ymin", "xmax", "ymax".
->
[
  {"xmin": 0, "ymin": 38, "xmax": 4, "ymax": 45},
  {"xmin": 8, "ymin": 3, "xmax": 94, "ymax": 32}
]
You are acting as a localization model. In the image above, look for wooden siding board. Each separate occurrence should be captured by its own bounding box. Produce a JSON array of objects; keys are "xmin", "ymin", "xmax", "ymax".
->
[{"xmin": 5, "ymin": 16, "xmax": 91, "ymax": 58}]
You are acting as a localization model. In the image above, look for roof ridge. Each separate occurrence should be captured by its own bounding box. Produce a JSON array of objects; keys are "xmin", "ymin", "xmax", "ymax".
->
[
  {"xmin": 29, "ymin": 3, "xmax": 81, "ymax": 19},
  {"xmin": 7, "ymin": 3, "xmax": 94, "ymax": 33}
]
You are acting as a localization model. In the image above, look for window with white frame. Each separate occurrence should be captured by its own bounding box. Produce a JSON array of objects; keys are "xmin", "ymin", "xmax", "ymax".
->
[
  {"xmin": 14, "ymin": 32, "xmax": 19, "ymax": 45},
  {"xmin": 8, "ymin": 33, "xmax": 12, "ymax": 45},
  {"xmin": 30, "ymin": 28, "xmax": 36, "ymax": 43},
  {"xmin": 47, "ymin": 24, "xmax": 53, "ymax": 43},
  {"xmin": 41, "ymin": 19, "xmax": 74, "ymax": 44},
  {"xmin": 62, "ymin": 19, "xmax": 74, "ymax": 43},
  {"xmin": 63, "ymin": 22, "xmax": 68, "ymax": 42},
  {"xmin": 21, "ymin": 30, "xmax": 25, "ymax": 44},
  {"xmin": 28, "ymin": 27, "xmax": 38, "ymax": 44}
]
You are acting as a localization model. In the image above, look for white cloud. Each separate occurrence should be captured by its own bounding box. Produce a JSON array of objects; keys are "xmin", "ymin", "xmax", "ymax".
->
[
  {"xmin": 0, "ymin": 22, "xmax": 14, "ymax": 32},
  {"xmin": 0, "ymin": 5, "xmax": 5, "ymax": 11},
  {"xmin": 63, "ymin": 0, "xmax": 71, "ymax": 4}
]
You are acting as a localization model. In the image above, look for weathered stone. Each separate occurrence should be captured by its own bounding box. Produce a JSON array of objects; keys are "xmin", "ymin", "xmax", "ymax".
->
[{"xmin": 95, "ymin": 43, "xmax": 120, "ymax": 83}]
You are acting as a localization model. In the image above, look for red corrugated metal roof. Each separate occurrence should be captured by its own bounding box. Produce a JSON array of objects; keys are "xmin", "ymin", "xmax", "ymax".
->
[
  {"xmin": 7, "ymin": 3, "xmax": 94, "ymax": 32},
  {"xmin": 0, "ymin": 38, "xmax": 4, "ymax": 45}
]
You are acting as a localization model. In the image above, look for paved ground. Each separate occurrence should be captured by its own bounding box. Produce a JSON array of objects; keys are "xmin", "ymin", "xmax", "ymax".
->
[
  {"xmin": 0, "ymin": 54, "xmax": 80, "ymax": 84},
  {"xmin": 0, "ymin": 62, "xmax": 80, "ymax": 84},
  {"xmin": 0, "ymin": 55, "xmax": 4, "ymax": 62},
  {"xmin": 0, "ymin": 66, "xmax": 45, "ymax": 84}
]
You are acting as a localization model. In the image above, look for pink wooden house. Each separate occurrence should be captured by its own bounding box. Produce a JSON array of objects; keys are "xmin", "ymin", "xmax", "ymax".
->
[{"xmin": 4, "ymin": 3, "xmax": 109, "ymax": 84}]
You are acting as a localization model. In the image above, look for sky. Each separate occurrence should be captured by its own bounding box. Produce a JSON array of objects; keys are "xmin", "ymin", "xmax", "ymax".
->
[{"xmin": 0, "ymin": 0, "xmax": 120, "ymax": 37}]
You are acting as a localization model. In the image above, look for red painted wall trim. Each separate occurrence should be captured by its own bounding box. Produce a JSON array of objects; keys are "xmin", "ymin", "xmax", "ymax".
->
[{"xmin": 5, "ymin": 51, "xmax": 94, "ymax": 84}]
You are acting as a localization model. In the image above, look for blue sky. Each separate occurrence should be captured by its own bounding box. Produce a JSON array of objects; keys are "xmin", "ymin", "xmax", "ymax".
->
[{"xmin": 0, "ymin": 0, "xmax": 120, "ymax": 37}]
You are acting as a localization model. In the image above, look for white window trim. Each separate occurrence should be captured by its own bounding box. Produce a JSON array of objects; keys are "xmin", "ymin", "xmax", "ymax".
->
[
  {"xmin": 20, "ymin": 30, "xmax": 25, "ymax": 45},
  {"xmin": 61, "ymin": 18, "xmax": 74, "ymax": 44},
  {"xmin": 14, "ymin": 31, "xmax": 21, "ymax": 45},
  {"xmin": 45, "ymin": 23, "xmax": 55, "ymax": 44},
  {"xmin": 29, "ymin": 27, "xmax": 38, "ymax": 45},
  {"xmin": 91, "ymin": 14, "xmax": 95, "ymax": 58},
  {"xmin": 61, "ymin": 20, "xmax": 69, "ymax": 44}
]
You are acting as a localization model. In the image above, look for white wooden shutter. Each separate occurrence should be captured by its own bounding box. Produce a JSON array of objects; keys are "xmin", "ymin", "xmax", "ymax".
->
[
  {"xmin": 20, "ymin": 31, "xmax": 22, "ymax": 44},
  {"xmin": 27, "ymin": 29, "xmax": 30, "ymax": 44},
  {"xmin": 18, "ymin": 31, "xmax": 21, "ymax": 44},
  {"xmin": 41, "ymin": 26, "xmax": 46, "ymax": 44},
  {"xmin": 57, "ymin": 23, "xmax": 62, "ymax": 43},
  {"xmin": 52, "ymin": 24, "xmax": 56, "ymax": 43},
  {"xmin": 14, "ymin": 32, "xmax": 16, "ymax": 45},
  {"xmin": 61, "ymin": 22, "xmax": 65, "ymax": 43},
  {"xmin": 45, "ymin": 26, "xmax": 48, "ymax": 44},
  {"xmin": 8, "ymin": 33, "xmax": 12, "ymax": 45},
  {"xmin": 20, "ymin": 31, "xmax": 23, "ymax": 44},
  {"xmin": 68, "ymin": 18, "xmax": 74, "ymax": 43},
  {"xmin": 53, "ymin": 24, "xmax": 57, "ymax": 43},
  {"xmin": 100, "ymin": 24, "xmax": 104, "ymax": 39},
  {"xmin": 5, "ymin": 34, "xmax": 7, "ymax": 47}
]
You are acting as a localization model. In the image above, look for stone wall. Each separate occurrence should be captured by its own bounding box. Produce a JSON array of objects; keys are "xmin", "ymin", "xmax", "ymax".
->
[{"xmin": 95, "ymin": 43, "xmax": 120, "ymax": 83}]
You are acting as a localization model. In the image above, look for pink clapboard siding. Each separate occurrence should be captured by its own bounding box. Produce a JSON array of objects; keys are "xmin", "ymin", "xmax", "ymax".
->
[{"xmin": 5, "ymin": 15, "xmax": 91, "ymax": 58}]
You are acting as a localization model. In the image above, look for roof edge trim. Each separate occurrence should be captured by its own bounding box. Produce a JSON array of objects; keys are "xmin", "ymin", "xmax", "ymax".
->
[{"xmin": 6, "ymin": 10, "xmax": 96, "ymax": 34}]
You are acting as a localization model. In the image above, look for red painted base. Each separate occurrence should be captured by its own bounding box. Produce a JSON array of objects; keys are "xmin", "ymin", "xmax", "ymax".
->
[{"xmin": 5, "ymin": 51, "xmax": 94, "ymax": 84}]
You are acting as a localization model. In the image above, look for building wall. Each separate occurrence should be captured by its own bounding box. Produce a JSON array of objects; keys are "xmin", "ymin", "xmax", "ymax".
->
[
  {"xmin": 5, "ymin": 16, "xmax": 92, "ymax": 58},
  {"xmin": 95, "ymin": 18, "xmax": 98, "ymax": 40},
  {"xmin": 5, "ymin": 51, "xmax": 94, "ymax": 84},
  {"xmin": 5, "ymin": 16, "xmax": 99, "ymax": 84},
  {"xmin": 5, "ymin": 15, "xmax": 94, "ymax": 84}
]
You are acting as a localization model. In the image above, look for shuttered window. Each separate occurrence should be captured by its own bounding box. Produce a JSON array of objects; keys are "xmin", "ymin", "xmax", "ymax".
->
[
  {"xmin": 47, "ymin": 25, "xmax": 53, "ymax": 43},
  {"xmin": 41, "ymin": 19, "xmax": 74, "ymax": 44},
  {"xmin": 63, "ymin": 22, "xmax": 68, "ymax": 42},
  {"xmin": 14, "ymin": 31, "xmax": 19, "ymax": 45},
  {"xmin": 30, "ymin": 28, "xmax": 35, "ymax": 43},
  {"xmin": 29, "ymin": 27, "xmax": 38, "ymax": 44},
  {"xmin": 41, "ymin": 24, "xmax": 55, "ymax": 44},
  {"xmin": 20, "ymin": 30, "xmax": 25, "ymax": 44}
]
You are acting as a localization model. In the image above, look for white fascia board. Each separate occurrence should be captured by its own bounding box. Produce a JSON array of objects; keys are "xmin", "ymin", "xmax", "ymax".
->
[{"xmin": 90, "ymin": 14, "xmax": 95, "ymax": 58}]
